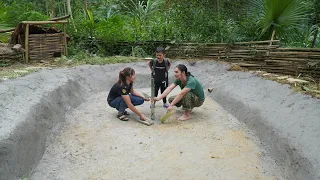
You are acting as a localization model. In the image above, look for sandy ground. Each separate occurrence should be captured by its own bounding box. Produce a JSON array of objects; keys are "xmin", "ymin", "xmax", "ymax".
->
[
  {"xmin": 2, "ymin": 61, "xmax": 318, "ymax": 179},
  {"xmin": 30, "ymin": 88, "xmax": 283, "ymax": 180}
]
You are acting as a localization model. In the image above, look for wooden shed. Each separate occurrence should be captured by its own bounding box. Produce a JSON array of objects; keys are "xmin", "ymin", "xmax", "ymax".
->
[{"xmin": 9, "ymin": 19, "xmax": 69, "ymax": 63}]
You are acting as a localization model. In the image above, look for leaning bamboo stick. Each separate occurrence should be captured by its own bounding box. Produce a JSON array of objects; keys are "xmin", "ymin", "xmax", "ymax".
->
[
  {"xmin": 63, "ymin": 23, "xmax": 67, "ymax": 56},
  {"xmin": 25, "ymin": 24, "xmax": 29, "ymax": 63}
]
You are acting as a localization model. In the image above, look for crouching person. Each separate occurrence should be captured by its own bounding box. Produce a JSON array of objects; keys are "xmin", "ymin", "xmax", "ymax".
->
[
  {"xmin": 107, "ymin": 67, "xmax": 149, "ymax": 121},
  {"xmin": 154, "ymin": 64, "xmax": 205, "ymax": 121}
]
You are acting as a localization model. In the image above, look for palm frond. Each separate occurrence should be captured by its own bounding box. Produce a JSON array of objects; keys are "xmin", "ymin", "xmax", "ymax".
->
[{"xmin": 249, "ymin": 0, "xmax": 308, "ymax": 40}]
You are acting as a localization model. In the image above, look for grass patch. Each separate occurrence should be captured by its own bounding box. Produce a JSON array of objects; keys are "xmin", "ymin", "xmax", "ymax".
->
[
  {"xmin": 251, "ymin": 71, "xmax": 320, "ymax": 99},
  {"xmin": 0, "ymin": 55, "xmax": 144, "ymax": 81},
  {"xmin": 52, "ymin": 55, "xmax": 143, "ymax": 66},
  {"xmin": 222, "ymin": 62, "xmax": 320, "ymax": 99},
  {"xmin": 0, "ymin": 66, "xmax": 40, "ymax": 80}
]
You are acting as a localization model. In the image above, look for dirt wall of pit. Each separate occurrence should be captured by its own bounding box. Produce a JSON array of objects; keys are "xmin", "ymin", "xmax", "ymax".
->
[{"xmin": 0, "ymin": 61, "xmax": 319, "ymax": 180}]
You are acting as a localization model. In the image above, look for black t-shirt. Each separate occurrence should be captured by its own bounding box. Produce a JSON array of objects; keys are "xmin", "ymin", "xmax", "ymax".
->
[
  {"xmin": 149, "ymin": 59, "xmax": 171, "ymax": 82},
  {"xmin": 107, "ymin": 82, "xmax": 133, "ymax": 103}
]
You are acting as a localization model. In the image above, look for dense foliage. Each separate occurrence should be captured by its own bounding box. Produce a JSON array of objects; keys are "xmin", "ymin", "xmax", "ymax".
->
[{"xmin": 0, "ymin": 0, "xmax": 319, "ymax": 56}]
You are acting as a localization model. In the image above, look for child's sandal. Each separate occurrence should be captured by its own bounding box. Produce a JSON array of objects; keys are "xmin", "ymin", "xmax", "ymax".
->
[{"xmin": 117, "ymin": 114, "xmax": 129, "ymax": 121}]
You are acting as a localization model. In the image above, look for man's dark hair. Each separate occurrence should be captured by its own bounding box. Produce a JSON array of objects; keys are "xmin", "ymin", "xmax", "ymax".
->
[
  {"xmin": 176, "ymin": 64, "xmax": 192, "ymax": 77},
  {"xmin": 156, "ymin": 47, "xmax": 165, "ymax": 53}
]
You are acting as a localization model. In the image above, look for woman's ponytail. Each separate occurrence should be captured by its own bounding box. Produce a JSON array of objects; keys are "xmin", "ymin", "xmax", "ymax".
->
[{"xmin": 117, "ymin": 67, "xmax": 135, "ymax": 85}]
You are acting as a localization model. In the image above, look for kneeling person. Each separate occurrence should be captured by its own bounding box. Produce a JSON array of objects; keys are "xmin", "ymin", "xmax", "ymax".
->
[
  {"xmin": 107, "ymin": 67, "xmax": 149, "ymax": 121},
  {"xmin": 154, "ymin": 64, "xmax": 205, "ymax": 121}
]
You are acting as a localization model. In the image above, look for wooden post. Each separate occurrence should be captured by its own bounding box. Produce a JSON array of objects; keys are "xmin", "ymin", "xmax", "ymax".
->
[
  {"xmin": 269, "ymin": 30, "xmax": 276, "ymax": 46},
  {"xmin": 266, "ymin": 30, "xmax": 276, "ymax": 56},
  {"xmin": 311, "ymin": 29, "xmax": 318, "ymax": 48},
  {"xmin": 25, "ymin": 24, "xmax": 29, "ymax": 63},
  {"xmin": 63, "ymin": 24, "xmax": 68, "ymax": 56}
]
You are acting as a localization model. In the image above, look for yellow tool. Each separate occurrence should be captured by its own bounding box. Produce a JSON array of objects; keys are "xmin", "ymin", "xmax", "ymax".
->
[{"xmin": 160, "ymin": 109, "xmax": 176, "ymax": 123}]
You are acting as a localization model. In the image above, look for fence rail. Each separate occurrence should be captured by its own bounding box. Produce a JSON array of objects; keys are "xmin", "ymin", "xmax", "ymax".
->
[{"xmin": 161, "ymin": 40, "xmax": 320, "ymax": 79}]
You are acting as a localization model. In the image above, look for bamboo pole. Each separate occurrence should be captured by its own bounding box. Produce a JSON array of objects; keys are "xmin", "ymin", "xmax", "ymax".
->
[
  {"xmin": 276, "ymin": 48, "xmax": 320, "ymax": 52},
  {"xmin": 269, "ymin": 30, "xmax": 276, "ymax": 46},
  {"xmin": 25, "ymin": 24, "xmax": 29, "ymax": 63},
  {"xmin": 151, "ymin": 77, "xmax": 155, "ymax": 120},
  {"xmin": 51, "ymin": 0, "xmax": 55, "ymax": 18},
  {"xmin": 22, "ymin": 20, "xmax": 68, "ymax": 25},
  {"xmin": 63, "ymin": 24, "xmax": 67, "ymax": 56},
  {"xmin": 234, "ymin": 40, "xmax": 280, "ymax": 45},
  {"xmin": 267, "ymin": 30, "xmax": 276, "ymax": 56},
  {"xmin": 269, "ymin": 51, "xmax": 320, "ymax": 55},
  {"xmin": 49, "ymin": 15, "xmax": 70, "ymax": 21},
  {"xmin": 0, "ymin": 28, "xmax": 15, "ymax": 33}
]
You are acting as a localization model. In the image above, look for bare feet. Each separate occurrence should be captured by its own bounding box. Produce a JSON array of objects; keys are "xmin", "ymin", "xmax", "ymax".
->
[
  {"xmin": 178, "ymin": 110, "xmax": 191, "ymax": 121},
  {"xmin": 178, "ymin": 115, "xmax": 191, "ymax": 121}
]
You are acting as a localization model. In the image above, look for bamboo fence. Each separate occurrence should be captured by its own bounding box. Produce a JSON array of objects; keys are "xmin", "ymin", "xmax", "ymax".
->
[
  {"xmin": 164, "ymin": 40, "xmax": 320, "ymax": 79},
  {"xmin": 115, "ymin": 40, "xmax": 319, "ymax": 78}
]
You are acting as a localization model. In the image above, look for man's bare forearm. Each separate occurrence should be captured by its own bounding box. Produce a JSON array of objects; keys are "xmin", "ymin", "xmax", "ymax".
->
[{"xmin": 170, "ymin": 94, "xmax": 184, "ymax": 106}]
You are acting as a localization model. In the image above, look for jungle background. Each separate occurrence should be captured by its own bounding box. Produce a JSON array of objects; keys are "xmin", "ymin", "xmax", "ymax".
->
[{"xmin": 0, "ymin": 0, "xmax": 319, "ymax": 58}]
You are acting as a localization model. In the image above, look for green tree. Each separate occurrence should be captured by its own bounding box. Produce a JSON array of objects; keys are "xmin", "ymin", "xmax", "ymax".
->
[
  {"xmin": 120, "ymin": 0, "xmax": 163, "ymax": 41},
  {"xmin": 310, "ymin": 0, "xmax": 320, "ymax": 47},
  {"xmin": 249, "ymin": 0, "xmax": 308, "ymax": 42},
  {"xmin": 0, "ymin": 0, "xmax": 48, "ymax": 27}
]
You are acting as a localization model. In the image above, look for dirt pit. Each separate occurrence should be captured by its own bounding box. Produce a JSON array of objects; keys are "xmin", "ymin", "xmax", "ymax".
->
[
  {"xmin": 1, "ymin": 61, "xmax": 319, "ymax": 180},
  {"xmin": 30, "ymin": 88, "xmax": 282, "ymax": 180}
]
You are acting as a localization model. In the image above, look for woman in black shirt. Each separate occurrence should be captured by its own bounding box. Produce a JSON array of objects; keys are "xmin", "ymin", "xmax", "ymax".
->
[{"xmin": 107, "ymin": 67, "xmax": 150, "ymax": 121}]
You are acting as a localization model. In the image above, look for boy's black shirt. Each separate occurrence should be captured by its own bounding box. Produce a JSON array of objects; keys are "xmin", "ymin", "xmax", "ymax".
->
[{"xmin": 149, "ymin": 59, "xmax": 171, "ymax": 82}]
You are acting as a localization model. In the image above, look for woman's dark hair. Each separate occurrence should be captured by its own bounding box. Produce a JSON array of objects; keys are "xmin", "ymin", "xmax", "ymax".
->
[
  {"xmin": 118, "ymin": 67, "xmax": 135, "ymax": 85},
  {"xmin": 175, "ymin": 64, "xmax": 192, "ymax": 77}
]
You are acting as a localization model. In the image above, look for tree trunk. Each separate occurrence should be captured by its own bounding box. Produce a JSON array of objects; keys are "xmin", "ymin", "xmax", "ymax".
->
[
  {"xmin": 51, "ymin": 0, "xmax": 55, "ymax": 18},
  {"xmin": 216, "ymin": 0, "xmax": 220, "ymax": 14},
  {"xmin": 84, "ymin": 0, "xmax": 87, "ymax": 11},
  {"xmin": 58, "ymin": 3, "xmax": 62, "ymax": 17},
  {"xmin": 46, "ymin": 1, "xmax": 49, "ymax": 16},
  {"xmin": 311, "ymin": 29, "xmax": 319, "ymax": 48},
  {"xmin": 66, "ymin": 0, "xmax": 73, "ymax": 19},
  {"xmin": 63, "ymin": 1, "xmax": 66, "ymax": 16},
  {"xmin": 66, "ymin": 0, "xmax": 77, "ymax": 32}
]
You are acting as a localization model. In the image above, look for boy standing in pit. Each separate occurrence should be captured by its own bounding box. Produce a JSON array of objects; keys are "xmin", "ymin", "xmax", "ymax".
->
[{"xmin": 149, "ymin": 47, "xmax": 171, "ymax": 108}]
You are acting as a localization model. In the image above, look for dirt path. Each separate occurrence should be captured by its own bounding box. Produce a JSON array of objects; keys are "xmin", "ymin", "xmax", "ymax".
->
[{"xmin": 30, "ymin": 88, "xmax": 282, "ymax": 180}]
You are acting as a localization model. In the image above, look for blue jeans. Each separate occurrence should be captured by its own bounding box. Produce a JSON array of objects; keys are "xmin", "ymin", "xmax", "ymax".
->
[{"xmin": 108, "ymin": 94, "xmax": 144, "ymax": 115}]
